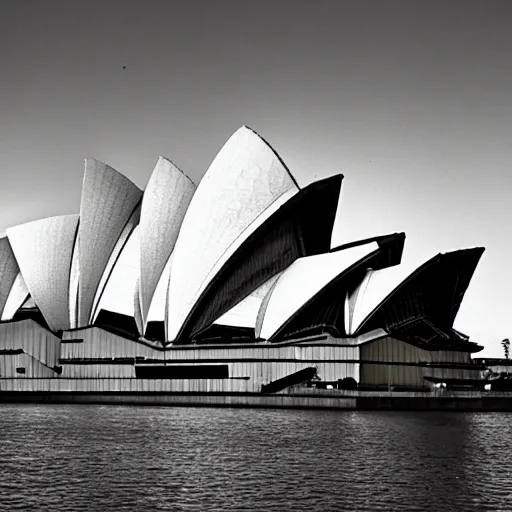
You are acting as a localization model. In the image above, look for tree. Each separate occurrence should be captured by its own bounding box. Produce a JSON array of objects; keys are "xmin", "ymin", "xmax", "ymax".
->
[{"xmin": 502, "ymin": 338, "xmax": 510, "ymax": 360}]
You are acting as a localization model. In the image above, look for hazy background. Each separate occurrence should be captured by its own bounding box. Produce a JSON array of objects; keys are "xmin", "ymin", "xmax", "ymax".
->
[{"xmin": 1, "ymin": 0, "xmax": 510, "ymax": 356}]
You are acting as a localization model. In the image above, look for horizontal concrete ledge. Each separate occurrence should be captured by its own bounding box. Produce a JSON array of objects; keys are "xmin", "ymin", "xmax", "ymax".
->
[
  {"xmin": 2, "ymin": 392, "xmax": 512, "ymax": 411},
  {"xmin": 0, "ymin": 392, "xmax": 357, "ymax": 410}
]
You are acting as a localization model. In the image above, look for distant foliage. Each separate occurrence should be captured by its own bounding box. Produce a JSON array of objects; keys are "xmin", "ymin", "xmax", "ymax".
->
[{"xmin": 502, "ymin": 338, "xmax": 510, "ymax": 360}]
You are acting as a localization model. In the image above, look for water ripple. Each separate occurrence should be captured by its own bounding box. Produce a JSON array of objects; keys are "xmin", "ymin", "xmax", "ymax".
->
[{"xmin": 1, "ymin": 405, "xmax": 512, "ymax": 511}]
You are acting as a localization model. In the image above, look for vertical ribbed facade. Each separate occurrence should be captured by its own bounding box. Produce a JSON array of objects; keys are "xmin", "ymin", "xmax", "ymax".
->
[{"xmin": 0, "ymin": 319, "xmax": 61, "ymax": 367}]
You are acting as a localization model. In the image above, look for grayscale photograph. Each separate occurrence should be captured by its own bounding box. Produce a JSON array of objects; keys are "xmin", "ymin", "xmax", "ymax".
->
[{"xmin": 1, "ymin": 1, "xmax": 511, "ymax": 510}]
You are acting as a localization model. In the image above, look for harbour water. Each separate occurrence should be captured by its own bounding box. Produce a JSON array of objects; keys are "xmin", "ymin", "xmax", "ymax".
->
[{"xmin": 1, "ymin": 405, "xmax": 512, "ymax": 511}]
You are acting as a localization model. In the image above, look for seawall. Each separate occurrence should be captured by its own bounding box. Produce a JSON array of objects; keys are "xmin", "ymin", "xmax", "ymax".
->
[{"xmin": 2, "ymin": 382, "xmax": 512, "ymax": 411}]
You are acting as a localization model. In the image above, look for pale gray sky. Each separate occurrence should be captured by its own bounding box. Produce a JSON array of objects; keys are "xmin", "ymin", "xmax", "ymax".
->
[{"xmin": 1, "ymin": 0, "xmax": 511, "ymax": 355}]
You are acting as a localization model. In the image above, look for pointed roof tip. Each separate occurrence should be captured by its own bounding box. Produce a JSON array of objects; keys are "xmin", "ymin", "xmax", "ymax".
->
[
  {"xmin": 237, "ymin": 125, "xmax": 276, "ymax": 144},
  {"xmin": 239, "ymin": 125, "xmax": 264, "ymax": 139},
  {"xmin": 238, "ymin": 126, "xmax": 347, "ymax": 191},
  {"xmin": 436, "ymin": 246, "xmax": 486, "ymax": 258},
  {"xmin": 351, "ymin": 245, "xmax": 486, "ymax": 337},
  {"xmin": 156, "ymin": 155, "xmax": 181, "ymax": 169},
  {"xmin": 84, "ymin": 157, "xmax": 110, "ymax": 167},
  {"xmin": 155, "ymin": 156, "xmax": 195, "ymax": 186},
  {"xmin": 237, "ymin": 124, "xmax": 254, "ymax": 131},
  {"xmin": 463, "ymin": 246, "xmax": 485, "ymax": 253},
  {"xmin": 82, "ymin": 158, "xmax": 142, "ymax": 192},
  {"xmin": 401, "ymin": 247, "xmax": 486, "ymax": 282},
  {"xmin": 226, "ymin": 125, "xmax": 299, "ymax": 189},
  {"xmin": 83, "ymin": 158, "xmax": 117, "ymax": 177},
  {"xmin": 304, "ymin": 173, "xmax": 343, "ymax": 193},
  {"xmin": 379, "ymin": 231, "xmax": 406, "ymax": 243},
  {"xmin": 231, "ymin": 123, "xmax": 275, "ymax": 141},
  {"xmin": 330, "ymin": 231, "xmax": 406, "ymax": 254},
  {"xmin": 407, "ymin": 246, "xmax": 486, "ymax": 288}
]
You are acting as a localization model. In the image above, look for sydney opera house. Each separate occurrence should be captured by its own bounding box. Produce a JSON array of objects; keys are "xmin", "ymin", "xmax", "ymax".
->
[{"xmin": 0, "ymin": 127, "xmax": 485, "ymax": 400}]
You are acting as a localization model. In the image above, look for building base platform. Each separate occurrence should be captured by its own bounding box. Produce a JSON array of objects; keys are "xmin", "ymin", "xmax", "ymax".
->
[{"xmin": 2, "ymin": 388, "xmax": 512, "ymax": 411}]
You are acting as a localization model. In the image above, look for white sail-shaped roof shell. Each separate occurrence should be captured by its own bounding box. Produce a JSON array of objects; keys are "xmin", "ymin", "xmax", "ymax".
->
[
  {"xmin": 77, "ymin": 159, "xmax": 142, "ymax": 327},
  {"xmin": 166, "ymin": 126, "xmax": 299, "ymax": 342},
  {"xmin": 0, "ymin": 237, "xmax": 20, "ymax": 319},
  {"xmin": 1, "ymin": 273, "xmax": 29, "ymax": 321},
  {"xmin": 256, "ymin": 243, "xmax": 379, "ymax": 340},
  {"xmin": 345, "ymin": 265, "xmax": 411, "ymax": 335},
  {"xmin": 139, "ymin": 157, "xmax": 195, "ymax": 330},
  {"xmin": 214, "ymin": 273, "xmax": 283, "ymax": 328},
  {"xmin": 7, "ymin": 215, "xmax": 79, "ymax": 331},
  {"xmin": 93, "ymin": 226, "xmax": 140, "ymax": 321},
  {"xmin": 89, "ymin": 206, "xmax": 141, "ymax": 323}
]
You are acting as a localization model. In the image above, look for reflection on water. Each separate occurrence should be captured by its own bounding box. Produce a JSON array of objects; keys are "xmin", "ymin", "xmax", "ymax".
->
[{"xmin": 1, "ymin": 405, "xmax": 512, "ymax": 511}]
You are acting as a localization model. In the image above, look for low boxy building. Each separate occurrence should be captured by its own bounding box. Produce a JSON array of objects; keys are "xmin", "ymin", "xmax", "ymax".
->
[{"xmin": 0, "ymin": 127, "xmax": 484, "ymax": 394}]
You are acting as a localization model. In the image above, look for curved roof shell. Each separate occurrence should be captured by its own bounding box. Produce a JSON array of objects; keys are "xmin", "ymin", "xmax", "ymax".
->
[
  {"xmin": 1, "ymin": 127, "xmax": 485, "ymax": 351},
  {"xmin": 165, "ymin": 126, "xmax": 300, "ymax": 343},
  {"xmin": 253, "ymin": 233, "xmax": 405, "ymax": 341},
  {"xmin": 256, "ymin": 242, "xmax": 380, "ymax": 340},
  {"xmin": 353, "ymin": 247, "xmax": 485, "ymax": 336},
  {"xmin": 0, "ymin": 237, "xmax": 20, "ymax": 319},
  {"xmin": 170, "ymin": 174, "xmax": 342, "ymax": 344},
  {"xmin": 6, "ymin": 214, "xmax": 79, "ymax": 331},
  {"xmin": 346, "ymin": 265, "xmax": 410, "ymax": 335},
  {"xmin": 214, "ymin": 273, "xmax": 283, "ymax": 328},
  {"xmin": 139, "ymin": 157, "xmax": 195, "ymax": 330},
  {"xmin": 77, "ymin": 159, "xmax": 142, "ymax": 327}
]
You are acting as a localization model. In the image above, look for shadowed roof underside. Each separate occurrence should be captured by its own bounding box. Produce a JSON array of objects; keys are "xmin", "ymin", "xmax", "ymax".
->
[
  {"xmin": 257, "ymin": 233, "xmax": 406, "ymax": 341},
  {"xmin": 354, "ymin": 247, "xmax": 485, "ymax": 336},
  {"xmin": 170, "ymin": 174, "xmax": 342, "ymax": 344},
  {"xmin": 256, "ymin": 243, "xmax": 380, "ymax": 340},
  {"xmin": 166, "ymin": 126, "xmax": 300, "ymax": 343}
]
